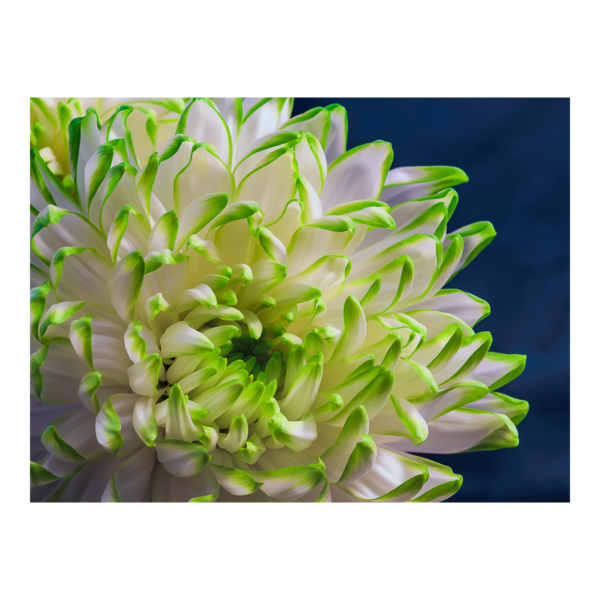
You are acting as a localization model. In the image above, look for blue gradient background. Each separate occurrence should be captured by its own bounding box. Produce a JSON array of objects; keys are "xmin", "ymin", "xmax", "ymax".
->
[{"xmin": 292, "ymin": 98, "xmax": 570, "ymax": 502}]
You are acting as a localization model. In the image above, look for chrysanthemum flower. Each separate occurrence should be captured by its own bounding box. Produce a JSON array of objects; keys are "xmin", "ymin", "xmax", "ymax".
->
[{"xmin": 30, "ymin": 97, "xmax": 528, "ymax": 502}]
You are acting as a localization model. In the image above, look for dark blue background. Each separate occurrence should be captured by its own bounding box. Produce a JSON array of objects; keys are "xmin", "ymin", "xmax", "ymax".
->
[{"xmin": 293, "ymin": 98, "xmax": 570, "ymax": 502}]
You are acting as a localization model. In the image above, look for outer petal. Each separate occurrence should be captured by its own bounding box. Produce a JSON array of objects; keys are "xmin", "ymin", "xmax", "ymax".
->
[
  {"xmin": 324, "ymin": 104, "xmax": 348, "ymax": 164},
  {"xmin": 44, "ymin": 406, "xmax": 105, "ymax": 461},
  {"xmin": 153, "ymin": 464, "xmax": 219, "ymax": 502},
  {"xmin": 386, "ymin": 408, "xmax": 519, "ymax": 453},
  {"xmin": 320, "ymin": 142, "xmax": 393, "ymax": 211},
  {"xmin": 31, "ymin": 338, "xmax": 88, "ymax": 404},
  {"xmin": 31, "ymin": 206, "xmax": 108, "ymax": 266},
  {"xmin": 403, "ymin": 453, "xmax": 463, "ymax": 502},
  {"xmin": 469, "ymin": 352, "xmax": 527, "ymax": 391},
  {"xmin": 336, "ymin": 446, "xmax": 428, "ymax": 501},
  {"xmin": 380, "ymin": 166, "xmax": 468, "ymax": 206},
  {"xmin": 102, "ymin": 446, "xmax": 156, "ymax": 502},
  {"xmin": 463, "ymin": 392, "xmax": 529, "ymax": 426},
  {"xmin": 409, "ymin": 289, "xmax": 490, "ymax": 327}
]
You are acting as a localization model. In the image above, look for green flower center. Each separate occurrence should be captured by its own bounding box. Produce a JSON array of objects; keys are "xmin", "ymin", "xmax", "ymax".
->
[{"xmin": 227, "ymin": 328, "xmax": 292, "ymax": 385}]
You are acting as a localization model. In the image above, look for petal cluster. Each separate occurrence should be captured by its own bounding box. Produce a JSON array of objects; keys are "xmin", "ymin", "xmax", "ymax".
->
[{"xmin": 30, "ymin": 97, "xmax": 528, "ymax": 502}]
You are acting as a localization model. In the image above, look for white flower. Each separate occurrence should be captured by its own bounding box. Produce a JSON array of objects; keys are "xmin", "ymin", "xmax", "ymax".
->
[{"xmin": 30, "ymin": 97, "xmax": 528, "ymax": 502}]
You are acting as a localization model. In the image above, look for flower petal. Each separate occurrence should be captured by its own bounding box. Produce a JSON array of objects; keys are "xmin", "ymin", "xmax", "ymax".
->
[
  {"xmin": 102, "ymin": 445, "xmax": 156, "ymax": 502},
  {"xmin": 320, "ymin": 142, "xmax": 393, "ymax": 211},
  {"xmin": 336, "ymin": 446, "xmax": 428, "ymax": 501},
  {"xmin": 177, "ymin": 98, "xmax": 233, "ymax": 167},
  {"xmin": 156, "ymin": 438, "xmax": 211, "ymax": 478},
  {"xmin": 380, "ymin": 166, "xmax": 468, "ymax": 206}
]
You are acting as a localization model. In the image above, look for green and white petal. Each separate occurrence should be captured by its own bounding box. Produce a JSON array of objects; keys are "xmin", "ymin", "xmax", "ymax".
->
[
  {"xmin": 175, "ymin": 192, "xmax": 228, "ymax": 251},
  {"xmin": 295, "ymin": 175, "xmax": 323, "ymax": 223},
  {"xmin": 102, "ymin": 445, "xmax": 156, "ymax": 502},
  {"xmin": 70, "ymin": 317, "xmax": 132, "ymax": 384},
  {"xmin": 210, "ymin": 449, "xmax": 262, "ymax": 495},
  {"xmin": 268, "ymin": 412, "xmax": 318, "ymax": 453},
  {"xmin": 386, "ymin": 408, "xmax": 519, "ymax": 453},
  {"xmin": 237, "ymin": 433, "xmax": 267, "ymax": 466},
  {"xmin": 30, "ymin": 281, "xmax": 53, "ymax": 341},
  {"xmin": 292, "ymin": 131, "xmax": 327, "ymax": 193},
  {"xmin": 469, "ymin": 352, "xmax": 527, "ymax": 391},
  {"xmin": 336, "ymin": 446, "xmax": 428, "ymax": 502},
  {"xmin": 278, "ymin": 358, "xmax": 323, "ymax": 421},
  {"xmin": 326, "ymin": 369, "xmax": 394, "ymax": 425},
  {"xmin": 402, "ymin": 453, "xmax": 463, "ymax": 502},
  {"xmin": 251, "ymin": 460, "xmax": 326, "ymax": 502},
  {"xmin": 84, "ymin": 142, "xmax": 120, "ymax": 215},
  {"xmin": 432, "ymin": 332, "xmax": 493, "ymax": 387},
  {"xmin": 159, "ymin": 321, "xmax": 214, "ymax": 358},
  {"xmin": 173, "ymin": 143, "xmax": 234, "ymax": 216},
  {"xmin": 32, "ymin": 338, "xmax": 88, "ymax": 404},
  {"xmin": 215, "ymin": 381, "xmax": 265, "ymax": 428},
  {"xmin": 237, "ymin": 98, "xmax": 289, "ymax": 160},
  {"xmin": 127, "ymin": 353, "xmax": 162, "ymax": 396},
  {"xmin": 280, "ymin": 106, "xmax": 331, "ymax": 148},
  {"xmin": 412, "ymin": 381, "xmax": 490, "ymax": 422},
  {"xmin": 107, "ymin": 204, "xmax": 150, "ymax": 262},
  {"xmin": 165, "ymin": 384, "xmax": 198, "ymax": 442},
  {"xmin": 178, "ymin": 366, "xmax": 219, "ymax": 394},
  {"xmin": 124, "ymin": 319, "xmax": 160, "ymax": 363},
  {"xmin": 320, "ymin": 142, "xmax": 393, "ymax": 211},
  {"xmin": 330, "ymin": 295, "xmax": 367, "ymax": 362},
  {"xmin": 383, "ymin": 190, "xmax": 458, "ymax": 236},
  {"xmin": 409, "ymin": 288, "xmax": 490, "ymax": 327},
  {"xmin": 257, "ymin": 227, "xmax": 288, "ymax": 264},
  {"xmin": 191, "ymin": 380, "xmax": 244, "ymax": 423},
  {"xmin": 368, "ymin": 394, "xmax": 429, "ymax": 445},
  {"xmin": 145, "ymin": 136, "xmax": 194, "ymax": 213},
  {"xmin": 108, "ymin": 250, "xmax": 145, "ymax": 322},
  {"xmin": 31, "ymin": 455, "xmax": 83, "ymax": 486},
  {"xmin": 236, "ymin": 148, "xmax": 297, "ymax": 219},
  {"xmin": 242, "ymin": 260, "xmax": 287, "ymax": 306},
  {"xmin": 464, "ymin": 392, "xmax": 529, "ymax": 426},
  {"xmin": 287, "ymin": 218, "xmax": 355, "ymax": 276},
  {"xmin": 447, "ymin": 222, "xmax": 497, "ymax": 275},
  {"xmin": 78, "ymin": 371, "xmax": 103, "ymax": 414},
  {"xmin": 95, "ymin": 393, "xmax": 144, "ymax": 457},
  {"xmin": 132, "ymin": 395, "xmax": 160, "ymax": 446},
  {"xmin": 234, "ymin": 130, "xmax": 300, "ymax": 183},
  {"xmin": 51, "ymin": 247, "xmax": 112, "ymax": 310},
  {"xmin": 217, "ymin": 414, "xmax": 249, "ymax": 453},
  {"xmin": 147, "ymin": 210, "xmax": 179, "ymax": 252},
  {"xmin": 336, "ymin": 435, "xmax": 378, "ymax": 484},
  {"xmin": 323, "ymin": 104, "xmax": 348, "ymax": 163},
  {"xmin": 46, "ymin": 406, "xmax": 105, "ymax": 461},
  {"xmin": 31, "ymin": 206, "xmax": 108, "ymax": 266},
  {"xmin": 404, "ymin": 309, "xmax": 474, "ymax": 338},
  {"xmin": 156, "ymin": 438, "xmax": 211, "ymax": 478},
  {"xmin": 321, "ymin": 405, "xmax": 370, "ymax": 459},
  {"xmin": 212, "ymin": 97, "xmax": 243, "ymax": 146},
  {"xmin": 31, "ymin": 147, "xmax": 82, "ymax": 213},
  {"xmin": 185, "ymin": 303, "xmax": 242, "ymax": 329},
  {"xmin": 176, "ymin": 98, "xmax": 233, "ymax": 167},
  {"xmin": 380, "ymin": 166, "xmax": 468, "ymax": 206},
  {"xmin": 409, "ymin": 323, "xmax": 464, "ymax": 374},
  {"xmin": 391, "ymin": 358, "xmax": 438, "ymax": 401}
]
